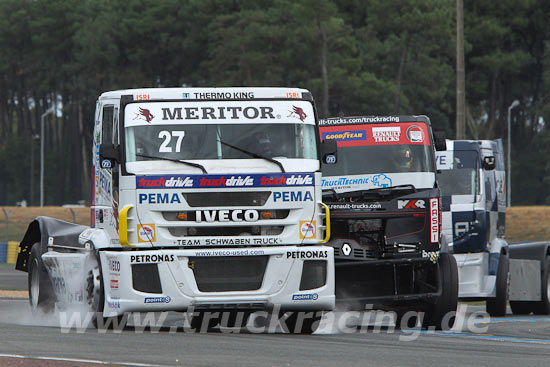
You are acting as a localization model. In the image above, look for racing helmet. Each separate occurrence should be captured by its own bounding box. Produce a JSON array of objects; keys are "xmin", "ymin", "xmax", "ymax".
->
[{"xmin": 392, "ymin": 145, "xmax": 413, "ymax": 169}]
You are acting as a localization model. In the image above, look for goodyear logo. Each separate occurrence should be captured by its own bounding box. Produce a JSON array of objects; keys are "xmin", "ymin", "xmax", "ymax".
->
[{"xmin": 322, "ymin": 130, "xmax": 366, "ymax": 141}]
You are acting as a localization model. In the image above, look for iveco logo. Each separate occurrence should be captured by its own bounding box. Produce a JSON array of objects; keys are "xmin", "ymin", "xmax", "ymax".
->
[{"xmin": 195, "ymin": 209, "xmax": 259, "ymax": 223}]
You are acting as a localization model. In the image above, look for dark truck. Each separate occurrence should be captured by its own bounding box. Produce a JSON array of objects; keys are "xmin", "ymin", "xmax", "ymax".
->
[{"xmin": 319, "ymin": 115, "xmax": 457, "ymax": 329}]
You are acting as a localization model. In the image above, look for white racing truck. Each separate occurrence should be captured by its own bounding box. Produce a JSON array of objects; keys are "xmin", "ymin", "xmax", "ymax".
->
[
  {"xmin": 437, "ymin": 139, "xmax": 550, "ymax": 316},
  {"xmin": 16, "ymin": 87, "xmax": 336, "ymax": 333}
]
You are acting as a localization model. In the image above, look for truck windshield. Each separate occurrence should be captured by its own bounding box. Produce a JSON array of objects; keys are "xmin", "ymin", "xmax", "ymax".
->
[
  {"xmin": 320, "ymin": 122, "xmax": 435, "ymax": 176},
  {"xmin": 125, "ymin": 123, "xmax": 317, "ymax": 162},
  {"xmin": 437, "ymin": 150, "xmax": 479, "ymax": 196}
]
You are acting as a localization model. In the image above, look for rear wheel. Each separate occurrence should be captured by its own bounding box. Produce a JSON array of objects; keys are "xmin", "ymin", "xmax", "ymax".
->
[
  {"xmin": 533, "ymin": 256, "xmax": 550, "ymax": 315},
  {"xmin": 422, "ymin": 253, "xmax": 458, "ymax": 330},
  {"xmin": 486, "ymin": 253, "xmax": 509, "ymax": 317},
  {"xmin": 510, "ymin": 301, "xmax": 533, "ymax": 315},
  {"xmin": 28, "ymin": 243, "xmax": 56, "ymax": 313}
]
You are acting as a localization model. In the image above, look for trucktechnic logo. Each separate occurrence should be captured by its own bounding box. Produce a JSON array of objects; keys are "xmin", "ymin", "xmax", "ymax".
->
[
  {"xmin": 322, "ymin": 130, "xmax": 366, "ymax": 142},
  {"xmin": 136, "ymin": 173, "xmax": 314, "ymax": 189}
]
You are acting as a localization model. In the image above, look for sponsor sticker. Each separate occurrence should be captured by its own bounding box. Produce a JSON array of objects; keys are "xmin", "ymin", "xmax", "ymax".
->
[
  {"xmin": 397, "ymin": 199, "xmax": 426, "ymax": 209},
  {"xmin": 110, "ymin": 279, "xmax": 119, "ymax": 289},
  {"xmin": 108, "ymin": 300, "xmax": 121, "ymax": 309},
  {"xmin": 430, "ymin": 198, "xmax": 439, "ymax": 243},
  {"xmin": 299, "ymin": 220, "xmax": 316, "ymax": 239},
  {"xmin": 322, "ymin": 130, "xmax": 367, "ymax": 142},
  {"xmin": 138, "ymin": 192, "xmax": 182, "ymax": 204},
  {"xmin": 144, "ymin": 296, "xmax": 171, "ymax": 304},
  {"xmin": 177, "ymin": 237, "xmax": 281, "ymax": 246},
  {"xmin": 136, "ymin": 173, "xmax": 314, "ymax": 189},
  {"xmin": 407, "ymin": 125, "xmax": 424, "ymax": 143},
  {"xmin": 108, "ymin": 259, "xmax": 121, "ymax": 273},
  {"xmin": 372, "ymin": 126, "xmax": 400, "ymax": 143},
  {"xmin": 272, "ymin": 191, "xmax": 313, "ymax": 202},
  {"xmin": 292, "ymin": 293, "xmax": 319, "ymax": 301},
  {"xmin": 286, "ymin": 249, "xmax": 329, "ymax": 259},
  {"xmin": 130, "ymin": 254, "xmax": 175, "ymax": 263},
  {"xmin": 322, "ymin": 174, "xmax": 392, "ymax": 189},
  {"xmin": 137, "ymin": 224, "xmax": 156, "ymax": 243}
]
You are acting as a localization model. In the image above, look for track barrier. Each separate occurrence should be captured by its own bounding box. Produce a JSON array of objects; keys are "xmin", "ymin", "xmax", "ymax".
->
[
  {"xmin": 7, "ymin": 241, "xmax": 18, "ymax": 264},
  {"xmin": 0, "ymin": 243, "xmax": 6, "ymax": 264}
]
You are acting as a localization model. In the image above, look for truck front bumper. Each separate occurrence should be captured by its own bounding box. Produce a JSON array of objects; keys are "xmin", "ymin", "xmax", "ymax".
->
[{"xmin": 99, "ymin": 246, "xmax": 335, "ymax": 317}]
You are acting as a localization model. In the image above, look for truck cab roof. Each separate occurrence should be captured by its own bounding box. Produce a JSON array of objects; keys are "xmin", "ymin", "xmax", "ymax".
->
[{"xmin": 98, "ymin": 87, "xmax": 312, "ymax": 101}]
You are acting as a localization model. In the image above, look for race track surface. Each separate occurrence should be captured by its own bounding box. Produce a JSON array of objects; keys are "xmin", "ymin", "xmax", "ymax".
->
[
  {"xmin": 1, "ymin": 298, "xmax": 550, "ymax": 367},
  {"xmin": 2, "ymin": 265, "xmax": 550, "ymax": 366}
]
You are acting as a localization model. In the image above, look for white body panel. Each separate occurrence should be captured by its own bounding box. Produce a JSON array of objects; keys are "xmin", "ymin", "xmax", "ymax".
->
[
  {"xmin": 454, "ymin": 253, "xmax": 496, "ymax": 298},
  {"xmin": 99, "ymin": 246, "xmax": 334, "ymax": 316}
]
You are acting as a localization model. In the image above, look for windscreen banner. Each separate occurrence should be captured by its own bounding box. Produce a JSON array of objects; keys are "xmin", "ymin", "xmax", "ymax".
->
[
  {"xmin": 320, "ymin": 123, "xmax": 431, "ymax": 147},
  {"xmin": 125, "ymin": 101, "xmax": 316, "ymax": 126}
]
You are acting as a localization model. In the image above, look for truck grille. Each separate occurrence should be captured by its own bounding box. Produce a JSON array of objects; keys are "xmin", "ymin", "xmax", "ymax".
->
[
  {"xmin": 182, "ymin": 192, "xmax": 271, "ymax": 207},
  {"xmin": 189, "ymin": 256, "xmax": 268, "ymax": 292},
  {"xmin": 168, "ymin": 226, "xmax": 284, "ymax": 236}
]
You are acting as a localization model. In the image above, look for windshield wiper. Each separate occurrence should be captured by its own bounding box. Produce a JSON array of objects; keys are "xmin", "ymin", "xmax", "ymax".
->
[
  {"xmin": 372, "ymin": 184, "xmax": 417, "ymax": 192},
  {"xmin": 218, "ymin": 140, "xmax": 285, "ymax": 173},
  {"xmin": 135, "ymin": 154, "xmax": 208, "ymax": 174}
]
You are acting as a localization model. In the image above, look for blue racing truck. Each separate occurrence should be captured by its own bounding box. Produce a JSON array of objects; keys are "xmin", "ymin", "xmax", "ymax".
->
[{"xmin": 437, "ymin": 139, "xmax": 550, "ymax": 316}]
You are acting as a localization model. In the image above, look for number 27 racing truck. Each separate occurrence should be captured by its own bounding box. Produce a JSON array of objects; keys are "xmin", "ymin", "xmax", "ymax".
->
[
  {"xmin": 16, "ymin": 88, "xmax": 335, "ymax": 333},
  {"xmin": 319, "ymin": 115, "xmax": 458, "ymax": 329}
]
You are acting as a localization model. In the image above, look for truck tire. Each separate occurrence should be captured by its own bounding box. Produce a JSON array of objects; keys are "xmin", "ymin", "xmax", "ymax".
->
[
  {"xmin": 510, "ymin": 301, "xmax": 533, "ymax": 315},
  {"xmin": 283, "ymin": 311, "xmax": 322, "ymax": 334},
  {"xmin": 219, "ymin": 310, "xmax": 251, "ymax": 329},
  {"xmin": 28, "ymin": 243, "xmax": 56, "ymax": 313},
  {"xmin": 422, "ymin": 252, "xmax": 458, "ymax": 330},
  {"xmin": 89, "ymin": 254, "xmax": 127, "ymax": 330},
  {"xmin": 189, "ymin": 311, "xmax": 220, "ymax": 332},
  {"xmin": 486, "ymin": 253, "xmax": 509, "ymax": 317},
  {"xmin": 533, "ymin": 256, "xmax": 550, "ymax": 315}
]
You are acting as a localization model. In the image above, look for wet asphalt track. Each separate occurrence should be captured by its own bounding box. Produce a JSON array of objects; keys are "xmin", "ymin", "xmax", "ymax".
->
[
  {"xmin": 1, "ymin": 298, "xmax": 550, "ymax": 367},
  {"xmin": 2, "ymin": 265, "xmax": 550, "ymax": 366}
]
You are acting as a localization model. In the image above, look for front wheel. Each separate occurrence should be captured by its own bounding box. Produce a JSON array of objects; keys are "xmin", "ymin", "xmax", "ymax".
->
[
  {"xmin": 28, "ymin": 243, "xmax": 56, "ymax": 313},
  {"xmin": 422, "ymin": 253, "xmax": 459, "ymax": 330},
  {"xmin": 88, "ymin": 254, "xmax": 127, "ymax": 330}
]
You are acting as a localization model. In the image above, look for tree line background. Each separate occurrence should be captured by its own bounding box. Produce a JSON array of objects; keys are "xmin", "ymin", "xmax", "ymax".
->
[{"xmin": 0, "ymin": 0, "xmax": 549, "ymax": 206}]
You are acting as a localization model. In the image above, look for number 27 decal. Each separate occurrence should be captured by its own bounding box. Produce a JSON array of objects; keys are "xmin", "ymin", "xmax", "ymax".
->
[{"xmin": 158, "ymin": 130, "xmax": 185, "ymax": 153}]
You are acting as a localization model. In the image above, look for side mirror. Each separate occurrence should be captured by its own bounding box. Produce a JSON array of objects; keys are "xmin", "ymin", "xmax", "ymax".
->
[
  {"xmin": 321, "ymin": 139, "xmax": 337, "ymax": 164},
  {"xmin": 433, "ymin": 131, "xmax": 447, "ymax": 151},
  {"xmin": 99, "ymin": 144, "xmax": 120, "ymax": 168},
  {"xmin": 483, "ymin": 156, "xmax": 496, "ymax": 170}
]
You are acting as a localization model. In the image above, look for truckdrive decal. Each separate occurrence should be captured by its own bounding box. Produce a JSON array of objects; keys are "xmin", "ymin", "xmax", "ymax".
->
[
  {"xmin": 136, "ymin": 173, "xmax": 314, "ymax": 189},
  {"xmin": 319, "ymin": 122, "xmax": 431, "ymax": 147}
]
